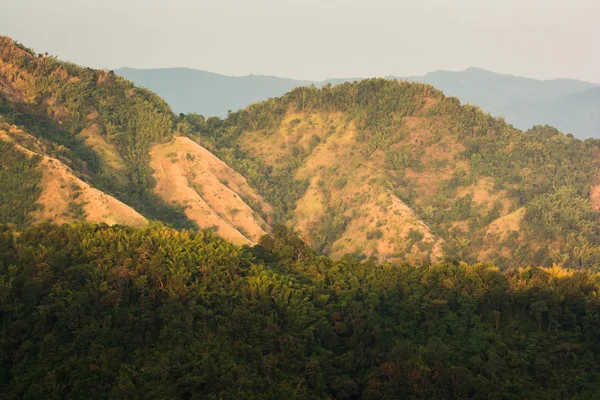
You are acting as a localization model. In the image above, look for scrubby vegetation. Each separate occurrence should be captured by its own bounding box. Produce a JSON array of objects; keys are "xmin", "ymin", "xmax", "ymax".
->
[
  {"xmin": 2, "ymin": 223, "xmax": 600, "ymax": 399},
  {"xmin": 4, "ymin": 36, "xmax": 600, "ymax": 268},
  {"xmin": 4, "ymin": 37, "xmax": 600, "ymax": 400},
  {"xmin": 182, "ymin": 80, "xmax": 600, "ymax": 268},
  {"xmin": 0, "ymin": 140, "xmax": 42, "ymax": 225}
]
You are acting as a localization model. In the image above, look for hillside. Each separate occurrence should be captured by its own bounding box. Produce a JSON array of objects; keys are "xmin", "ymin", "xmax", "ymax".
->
[
  {"xmin": 187, "ymin": 80, "xmax": 600, "ymax": 268},
  {"xmin": 149, "ymin": 136, "xmax": 270, "ymax": 245},
  {"xmin": 0, "ymin": 36, "xmax": 192, "ymax": 227},
  {"xmin": 4, "ymin": 36, "xmax": 600, "ymax": 400},
  {"xmin": 4, "ymin": 36, "xmax": 600, "ymax": 269},
  {"xmin": 0, "ymin": 36, "xmax": 269, "ymax": 244},
  {"xmin": 0, "ymin": 123, "xmax": 147, "ymax": 226},
  {"xmin": 3, "ymin": 222, "xmax": 600, "ymax": 399}
]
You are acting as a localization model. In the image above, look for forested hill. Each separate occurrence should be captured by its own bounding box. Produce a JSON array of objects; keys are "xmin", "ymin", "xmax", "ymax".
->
[
  {"xmin": 4, "ymin": 36, "xmax": 600, "ymax": 400},
  {"xmin": 0, "ymin": 36, "xmax": 190, "ymax": 228},
  {"xmin": 184, "ymin": 79, "xmax": 600, "ymax": 269}
]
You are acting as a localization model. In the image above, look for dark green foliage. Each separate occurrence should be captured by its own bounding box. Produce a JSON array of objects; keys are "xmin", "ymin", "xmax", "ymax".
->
[
  {"xmin": 2, "ymin": 223, "xmax": 600, "ymax": 399},
  {"xmin": 183, "ymin": 80, "xmax": 441, "ymax": 225},
  {"xmin": 0, "ymin": 141, "xmax": 42, "ymax": 225}
]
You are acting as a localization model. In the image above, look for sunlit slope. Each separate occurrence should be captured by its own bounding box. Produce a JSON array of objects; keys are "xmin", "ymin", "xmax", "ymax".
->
[
  {"xmin": 150, "ymin": 136, "xmax": 270, "ymax": 245},
  {"xmin": 193, "ymin": 80, "xmax": 600, "ymax": 267}
]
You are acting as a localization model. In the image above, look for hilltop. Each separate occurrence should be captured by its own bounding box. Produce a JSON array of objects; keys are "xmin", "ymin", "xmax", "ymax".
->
[
  {"xmin": 186, "ymin": 80, "xmax": 600, "ymax": 268},
  {"xmin": 3, "ymin": 36, "xmax": 600, "ymax": 400}
]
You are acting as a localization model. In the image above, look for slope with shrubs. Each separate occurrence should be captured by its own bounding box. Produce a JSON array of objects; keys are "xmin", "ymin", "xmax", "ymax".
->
[
  {"xmin": 0, "ymin": 36, "xmax": 271, "ymax": 242},
  {"xmin": 149, "ymin": 136, "xmax": 271, "ymax": 245},
  {"xmin": 187, "ymin": 80, "xmax": 600, "ymax": 268},
  {"xmin": 0, "ymin": 123, "xmax": 148, "ymax": 227},
  {"xmin": 3, "ymin": 36, "xmax": 600, "ymax": 268}
]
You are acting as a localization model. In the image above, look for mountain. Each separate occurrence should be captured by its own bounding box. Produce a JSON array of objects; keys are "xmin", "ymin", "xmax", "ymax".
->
[
  {"xmin": 185, "ymin": 80, "xmax": 600, "ymax": 269},
  {"xmin": 117, "ymin": 66, "xmax": 600, "ymax": 138},
  {"xmin": 0, "ymin": 124, "xmax": 147, "ymax": 227},
  {"xmin": 5, "ymin": 37, "xmax": 600, "ymax": 400},
  {"xmin": 502, "ymin": 86, "xmax": 600, "ymax": 138},
  {"xmin": 4, "ymin": 222, "xmax": 600, "ymax": 399},
  {"xmin": 406, "ymin": 67, "xmax": 597, "ymax": 112},
  {"xmin": 4, "ymin": 35, "xmax": 600, "ymax": 270},
  {"xmin": 115, "ymin": 67, "xmax": 313, "ymax": 118}
]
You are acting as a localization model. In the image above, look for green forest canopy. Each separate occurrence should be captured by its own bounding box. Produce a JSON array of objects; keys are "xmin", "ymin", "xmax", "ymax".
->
[{"xmin": 2, "ymin": 222, "xmax": 600, "ymax": 399}]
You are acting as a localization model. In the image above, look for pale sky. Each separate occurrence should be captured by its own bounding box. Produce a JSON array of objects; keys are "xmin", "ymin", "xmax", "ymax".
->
[{"xmin": 1, "ymin": 0, "xmax": 599, "ymax": 82}]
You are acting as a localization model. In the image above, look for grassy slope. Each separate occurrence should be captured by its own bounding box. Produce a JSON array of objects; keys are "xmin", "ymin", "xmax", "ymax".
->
[
  {"xmin": 149, "ymin": 136, "xmax": 270, "ymax": 245},
  {"xmin": 192, "ymin": 80, "xmax": 600, "ymax": 268}
]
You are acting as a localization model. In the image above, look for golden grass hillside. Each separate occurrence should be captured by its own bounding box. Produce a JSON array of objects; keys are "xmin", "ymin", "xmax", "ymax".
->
[{"xmin": 150, "ymin": 136, "xmax": 271, "ymax": 245}]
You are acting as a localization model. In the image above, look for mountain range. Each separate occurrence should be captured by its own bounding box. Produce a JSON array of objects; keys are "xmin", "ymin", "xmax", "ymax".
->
[{"xmin": 117, "ymin": 66, "xmax": 600, "ymax": 138}]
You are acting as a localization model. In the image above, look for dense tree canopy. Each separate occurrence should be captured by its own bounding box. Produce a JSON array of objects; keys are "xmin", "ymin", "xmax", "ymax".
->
[
  {"xmin": 0, "ymin": 140, "xmax": 42, "ymax": 225},
  {"xmin": 2, "ymin": 223, "xmax": 600, "ymax": 399}
]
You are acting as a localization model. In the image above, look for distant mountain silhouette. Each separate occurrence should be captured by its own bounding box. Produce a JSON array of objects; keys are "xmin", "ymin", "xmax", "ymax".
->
[
  {"xmin": 405, "ymin": 67, "xmax": 600, "ymax": 138},
  {"xmin": 501, "ymin": 86, "xmax": 600, "ymax": 138},
  {"xmin": 115, "ymin": 67, "xmax": 313, "ymax": 117},
  {"xmin": 117, "ymin": 66, "xmax": 600, "ymax": 138}
]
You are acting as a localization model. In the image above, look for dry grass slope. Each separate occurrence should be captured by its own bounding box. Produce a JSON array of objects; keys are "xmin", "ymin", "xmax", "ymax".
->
[{"xmin": 150, "ymin": 136, "xmax": 271, "ymax": 245}]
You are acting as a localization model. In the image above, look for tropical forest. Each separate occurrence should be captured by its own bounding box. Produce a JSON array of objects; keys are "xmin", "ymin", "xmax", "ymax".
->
[{"xmin": 1, "ymin": 26, "xmax": 600, "ymax": 400}]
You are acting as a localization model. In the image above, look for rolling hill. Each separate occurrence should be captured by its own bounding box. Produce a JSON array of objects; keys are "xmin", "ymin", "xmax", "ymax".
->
[
  {"xmin": 3, "ymin": 36, "xmax": 600, "ymax": 269},
  {"xmin": 4, "ymin": 35, "xmax": 600, "ymax": 400},
  {"xmin": 185, "ymin": 80, "xmax": 600, "ymax": 268}
]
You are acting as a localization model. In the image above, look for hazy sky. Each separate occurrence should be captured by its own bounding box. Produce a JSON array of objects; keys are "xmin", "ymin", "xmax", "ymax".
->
[{"xmin": 2, "ymin": 0, "xmax": 599, "ymax": 82}]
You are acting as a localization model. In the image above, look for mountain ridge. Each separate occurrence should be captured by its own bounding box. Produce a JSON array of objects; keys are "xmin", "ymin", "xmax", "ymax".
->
[{"xmin": 117, "ymin": 66, "xmax": 600, "ymax": 138}]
